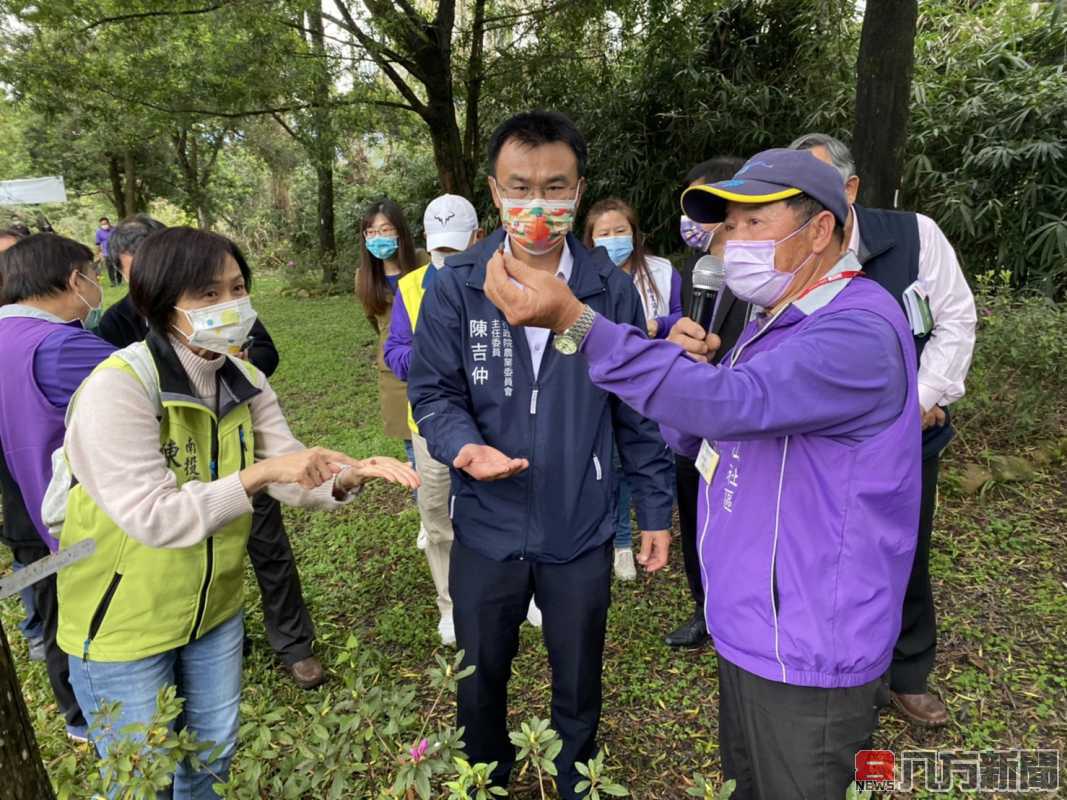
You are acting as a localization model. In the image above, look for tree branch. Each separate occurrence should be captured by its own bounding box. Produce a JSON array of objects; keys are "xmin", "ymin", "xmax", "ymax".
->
[
  {"xmin": 329, "ymin": 4, "xmax": 428, "ymax": 116},
  {"xmin": 92, "ymin": 85, "xmax": 415, "ymax": 119},
  {"xmin": 325, "ymin": 6, "xmax": 424, "ymax": 79},
  {"xmin": 79, "ymin": 2, "xmax": 234, "ymax": 33}
]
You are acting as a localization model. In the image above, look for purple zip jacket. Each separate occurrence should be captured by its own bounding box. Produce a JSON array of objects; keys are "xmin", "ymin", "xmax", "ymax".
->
[
  {"xmin": 0, "ymin": 307, "xmax": 115, "ymax": 550},
  {"xmin": 579, "ymin": 253, "xmax": 921, "ymax": 688}
]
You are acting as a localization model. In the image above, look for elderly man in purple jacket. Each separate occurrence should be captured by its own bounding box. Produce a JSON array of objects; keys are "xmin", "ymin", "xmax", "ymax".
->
[{"xmin": 483, "ymin": 149, "xmax": 921, "ymax": 799}]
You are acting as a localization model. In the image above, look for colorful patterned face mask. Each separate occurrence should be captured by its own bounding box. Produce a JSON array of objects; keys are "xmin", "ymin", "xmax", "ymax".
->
[{"xmin": 497, "ymin": 189, "xmax": 579, "ymax": 256}]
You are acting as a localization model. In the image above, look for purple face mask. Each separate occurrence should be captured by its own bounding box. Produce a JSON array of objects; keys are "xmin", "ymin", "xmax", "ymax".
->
[
  {"xmin": 680, "ymin": 215, "xmax": 714, "ymax": 252},
  {"xmin": 723, "ymin": 217, "xmax": 815, "ymax": 308}
]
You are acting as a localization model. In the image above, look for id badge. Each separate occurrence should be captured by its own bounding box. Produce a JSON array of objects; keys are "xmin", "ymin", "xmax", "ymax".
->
[{"xmin": 696, "ymin": 439, "xmax": 720, "ymax": 484}]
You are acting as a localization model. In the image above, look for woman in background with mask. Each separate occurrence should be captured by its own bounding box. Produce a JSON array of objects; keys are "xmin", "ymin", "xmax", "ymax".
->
[
  {"xmin": 584, "ymin": 198, "xmax": 681, "ymax": 341},
  {"xmin": 58, "ymin": 227, "xmax": 419, "ymax": 798},
  {"xmin": 583, "ymin": 199, "xmax": 681, "ymax": 581},
  {"xmin": 355, "ymin": 199, "xmax": 423, "ymax": 468}
]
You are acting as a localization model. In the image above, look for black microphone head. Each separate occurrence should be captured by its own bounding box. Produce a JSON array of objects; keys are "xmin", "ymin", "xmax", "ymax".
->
[{"xmin": 692, "ymin": 255, "xmax": 725, "ymax": 292}]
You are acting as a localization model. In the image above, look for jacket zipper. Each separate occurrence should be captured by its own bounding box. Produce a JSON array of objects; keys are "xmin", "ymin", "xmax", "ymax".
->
[
  {"xmin": 190, "ymin": 417, "xmax": 220, "ymax": 643},
  {"xmin": 83, "ymin": 572, "xmax": 123, "ymax": 658},
  {"xmin": 520, "ymin": 382, "xmax": 540, "ymax": 559},
  {"xmin": 238, "ymin": 424, "xmax": 247, "ymax": 469},
  {"xmin": 770, "ymin": 436, "xmax": 790, "ymax": 682},
  {"xmin": 592, "ymin": 453, "xmax": 602, "ymax": 481}
]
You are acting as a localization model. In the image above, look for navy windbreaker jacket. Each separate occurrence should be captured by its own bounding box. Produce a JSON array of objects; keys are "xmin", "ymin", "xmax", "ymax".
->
[{"xmin": 407, "ymin": 229, "xmax": 674, "ymax": 564}]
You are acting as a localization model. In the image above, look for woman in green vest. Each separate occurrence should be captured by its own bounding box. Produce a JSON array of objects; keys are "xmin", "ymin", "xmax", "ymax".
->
[
  {"xmin": 59, "ymin": 227, "xmax": 418, "ymax": 799},
  {"xmin": 354, "ymin": 198, "xmax": 423, "ymax": 467}
]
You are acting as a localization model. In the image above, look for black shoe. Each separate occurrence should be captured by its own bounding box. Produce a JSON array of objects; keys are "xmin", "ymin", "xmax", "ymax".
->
[{"xmin": 665, "ymin": 612, "xmax": 709, "ymax": 648}]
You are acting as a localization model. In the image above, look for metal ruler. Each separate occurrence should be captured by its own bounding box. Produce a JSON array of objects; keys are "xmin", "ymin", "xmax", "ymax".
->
[{"xmin": 0, "ymin": 539, "xmax": 95, "ymax": 599}]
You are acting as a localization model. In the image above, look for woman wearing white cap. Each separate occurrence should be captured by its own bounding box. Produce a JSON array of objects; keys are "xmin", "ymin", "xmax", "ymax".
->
[
  {"xmin": 385, "ymin": 195, "xmax": 542, "ymax": 644},
  {"xmin": 384, "ymin": 195, "xmax": 476, "ymax": 645}
]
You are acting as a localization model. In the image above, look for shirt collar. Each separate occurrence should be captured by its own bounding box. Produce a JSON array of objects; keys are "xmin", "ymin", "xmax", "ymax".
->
[
  {"xmin": 503, "ymin": 236, "xmax": 574, "ymax": 283},
  {"xmin": 0, "ymin": 303, "xmax": 80, "ymax": 326},
  {"xmin": 847, "ymin": 205, "xmax": 865, "ymax": 258}
]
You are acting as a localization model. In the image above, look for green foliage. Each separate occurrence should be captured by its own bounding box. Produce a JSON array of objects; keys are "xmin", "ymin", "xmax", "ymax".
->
[
  {"xmin": 952, "ymin": 270, "xmax": 1067, "ymax": 455},
  {"xmin": 48, "ymin": 639, "xmax": 626, "ymax": 799},
  {"xmin": 906, "ymin": 2, "xmax": 1067, "ymax": 296},
  {"xmin": 687, "ymin": 774, "xmax": 736, "ymax": 798},
  {"xmin": 574, "ymin": 750, "xmax": 630, "ymax": 799},
  {"xmin": 52, "ymin": 685, "xmax": 220, "ymax": 800}
]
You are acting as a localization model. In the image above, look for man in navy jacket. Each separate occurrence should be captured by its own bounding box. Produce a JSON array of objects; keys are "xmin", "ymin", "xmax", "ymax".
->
[{"xmin": 408, "ymin": 111, "xmax": 674, "ymax": 799}]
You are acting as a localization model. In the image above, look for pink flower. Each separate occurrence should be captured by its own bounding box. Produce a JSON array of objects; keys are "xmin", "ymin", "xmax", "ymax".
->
[{"xmin": 410, "ymin": 738, "xmax": 429, "ymax": 763}]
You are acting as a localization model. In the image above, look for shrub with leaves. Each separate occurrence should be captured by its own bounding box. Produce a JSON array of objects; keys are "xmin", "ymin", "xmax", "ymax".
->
[
  {"xmin": 53, "ymin": 685, "xmax": 222, "ymax": 800},
  {"xmin": 52, "ymin": 637, "xmax": 629, "ymax": 799}
]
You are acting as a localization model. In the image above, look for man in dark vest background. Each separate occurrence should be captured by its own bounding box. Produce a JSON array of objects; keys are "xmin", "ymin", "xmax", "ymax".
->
[
  {"xmin": 666, "ymin": 155, "xmax": 746, "ymax": 649},
  {"xmin": 791, "ymin": 133, "xmax": 977, "ymax": 727}
]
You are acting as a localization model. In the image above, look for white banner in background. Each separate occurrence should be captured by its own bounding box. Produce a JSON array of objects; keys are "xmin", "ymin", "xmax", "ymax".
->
[{"xmin": 0, "ymin": 176, "xmax": 67, "ymax": 205}]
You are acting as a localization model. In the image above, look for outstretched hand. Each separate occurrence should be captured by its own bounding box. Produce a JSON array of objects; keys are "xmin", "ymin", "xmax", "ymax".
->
[
  {"xmin": 454, "ymin": 443, "xmax": 529, "ymax": 481},
  {"xmin": 342, "ymin": 456, "xmax": 421, "ymax": 491},
  {"xmin": 483, "ymin": 248, "xmax": 584, "ymax": 333}
]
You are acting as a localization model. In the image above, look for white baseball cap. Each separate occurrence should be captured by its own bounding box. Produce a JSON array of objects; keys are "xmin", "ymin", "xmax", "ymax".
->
[{"xmin": 424, "ymin": 194, "xmax": 479, "ymax": 252}]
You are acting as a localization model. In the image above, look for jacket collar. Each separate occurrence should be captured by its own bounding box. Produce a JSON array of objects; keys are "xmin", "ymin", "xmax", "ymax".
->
[
  {"xmin": 457, "ymin": 228, "xmax": 614, "ymax": 301},
  {"xmin": 851, "ymin": 204, "xmax": 896, "ymax": 264},
  {"xmin": 146, "ymin": 329, "xmax": 261, "ymax": 418},
  {"xmin": 0, "ymin": 303, "xmax": 80, "ymax": 326}
]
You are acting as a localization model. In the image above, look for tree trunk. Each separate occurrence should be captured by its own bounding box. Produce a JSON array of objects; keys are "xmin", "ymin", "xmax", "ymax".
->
[
  {"xmin": 462, "ymin": 0, "xmax": 487, "ymax": 199},
  {"xmin": 316, "ymin": 162, "xmax": 337, "ymax": 284},
  {"xmin": 123, "ymin": 150, "xmax": 137, "ymax": 220},
  {"xmin": 107, "ymin": 155, "xmax": 127, "ymax": 219},
  {"xmin": 0, "ymin": 619, "xmax": 56, "ymax": 799},
  {"xmin": 425, "ymin": 89, "xmax": 472, "ymax": 199},
  {"xmin": 852, "ymin": 0, "xmax": 918, "ymax": 209},
  {"xmin": 307, "ymin": 4, "xmax": 338, "ymax": 284}
]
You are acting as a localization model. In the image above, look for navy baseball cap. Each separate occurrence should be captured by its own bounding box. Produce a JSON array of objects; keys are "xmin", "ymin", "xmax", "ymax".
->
[{"xmin": 681, "ymin": 148, "xmax": 848, "ymax": 226}]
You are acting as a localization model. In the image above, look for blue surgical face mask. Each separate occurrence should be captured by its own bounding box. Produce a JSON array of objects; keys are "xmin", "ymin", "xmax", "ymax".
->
[
  {"xmin": 366, "ymin": 236, "xmax": 399, "ymax": 261},
  {"xmin": 75, "ymin": 272, "xmax": 104, "ymax": 330},
  {"xmin": 594, "ymin": 235, "xmax": 635, "ymax": 266}
]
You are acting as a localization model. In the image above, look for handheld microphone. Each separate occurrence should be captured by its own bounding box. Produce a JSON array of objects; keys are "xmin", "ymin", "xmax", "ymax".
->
[{"xmin": 689, "ymin": 254, "xmax": 726, "ymax": 332}]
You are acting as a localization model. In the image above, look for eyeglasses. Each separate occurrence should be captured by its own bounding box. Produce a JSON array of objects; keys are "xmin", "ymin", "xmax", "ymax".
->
[
  {"xmin": 365, "ymin": 226, "xmax": 398, "ymax": 238},
  {"xmin": 491, "ymin": 177, "xmax": 580, "ymax": 203}
]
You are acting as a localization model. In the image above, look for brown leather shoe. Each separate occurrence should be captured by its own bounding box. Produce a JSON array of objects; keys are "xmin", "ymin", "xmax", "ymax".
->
[
  {"xmin": 890, "ymin": 691, "xmax": 949, "ymax": 727},
  {"xmin": 288, "ymin": 656, "xmax": 327, "ymax": 690}
]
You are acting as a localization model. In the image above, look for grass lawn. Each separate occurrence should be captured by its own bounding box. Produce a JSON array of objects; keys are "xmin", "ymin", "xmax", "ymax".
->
[{"xmin": 2, "ymin": 274, "xmax": 1065, "ymax": 799}]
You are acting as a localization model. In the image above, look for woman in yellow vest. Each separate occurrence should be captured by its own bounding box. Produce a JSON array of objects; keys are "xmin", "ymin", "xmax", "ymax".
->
[
  {"xmin": 354, "ymin": 198, "xmax": 423, "ymax": 468},
  {"xmin": 383, "ymin": 194, "xmax": 480, "ymax": 646},
  {"xmin": 59, "ymin": 227, "xmax": 418, "ymax": 799}
]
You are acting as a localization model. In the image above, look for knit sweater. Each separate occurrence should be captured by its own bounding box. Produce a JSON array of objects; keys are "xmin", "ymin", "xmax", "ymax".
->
[{"xmin": 66, "ymin": 337, "xmax": 344, "ymax": 549}]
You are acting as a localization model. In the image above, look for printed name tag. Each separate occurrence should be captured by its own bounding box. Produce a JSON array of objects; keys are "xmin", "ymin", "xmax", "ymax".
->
[{"xmin": 696, "ymin": 439, "xmax": 720, "ymax": 484}]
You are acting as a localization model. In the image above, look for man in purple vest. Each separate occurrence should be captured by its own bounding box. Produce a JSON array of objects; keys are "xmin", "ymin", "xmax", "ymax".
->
[
  {"xmin": 0, "ymin": 233, "xmax": 116, "ymax": 742},
  {"xmin": 482, "ymin": 149, "xmax": 921, "ymax": 799}
]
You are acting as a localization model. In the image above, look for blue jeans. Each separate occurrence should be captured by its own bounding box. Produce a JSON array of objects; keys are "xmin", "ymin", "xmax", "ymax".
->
[
  {"xmin": 12, "ymin": 560, "xmax": 45, "ymax": 641},
  {"xmin": 612, "ymin": 456, "xmax": 633, "ymax": 549},
  {"xmin": 68, "ymin": 612, "xmax": 244, "ymax": 799}
]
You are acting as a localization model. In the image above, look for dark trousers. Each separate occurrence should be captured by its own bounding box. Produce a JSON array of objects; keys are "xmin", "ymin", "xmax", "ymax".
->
[
  {"xmin": 718, "ymin": 656, "xmax": 882, "ymax": 800},
  {"xmin": 246, "ymin": 492, "xmax": 315, "ymax": 665},
  {"xmin": 104, "ymin": 257, "xmax": 122, "ymax": 286},
  {"xmin": 450, "ymin": 538, "xmax": 612, "ymax": 800},
  {"xmin": 675, "ymin": 454, "xmax": 704, "ymax": 610},
  {"xmin": 891, "ymin": 455, "xmax": 940, "ymax": 693},
  {"xmin": 11, "ymin": 541, "xmax": 86, "ymax": 729}
]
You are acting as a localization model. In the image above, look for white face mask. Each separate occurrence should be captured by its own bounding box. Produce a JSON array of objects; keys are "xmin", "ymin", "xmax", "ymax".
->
[
  {"xmin": 174, "ymin": 297, "xmax": 258, "ymax": 356},
  {"xmin": 430, "ymin": 250, "xmax": 448, "ymax": 269}
]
